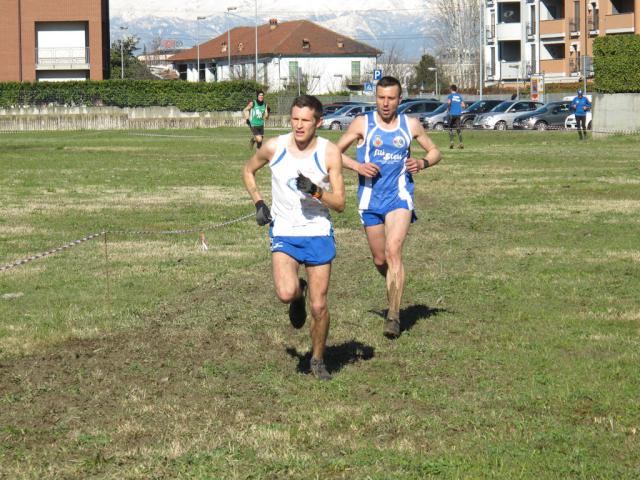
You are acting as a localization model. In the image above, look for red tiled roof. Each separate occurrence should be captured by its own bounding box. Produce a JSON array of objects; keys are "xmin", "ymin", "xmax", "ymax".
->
[{"xmin": 170, "ymin": 19, "xmax": 381, "ymax": 62}]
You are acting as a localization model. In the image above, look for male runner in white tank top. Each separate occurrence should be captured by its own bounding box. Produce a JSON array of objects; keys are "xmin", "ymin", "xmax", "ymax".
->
[
  {"xmin": 337, "ymin": 76, "xmax": 442, "ymax": 339},
  {"xmin": 243, "ymin": 95, "xmax": 345, "ymax": 381}
]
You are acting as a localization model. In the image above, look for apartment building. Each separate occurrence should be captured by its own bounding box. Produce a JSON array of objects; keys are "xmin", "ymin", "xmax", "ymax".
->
[
  {"xmin": 0, "ymin": 0, "xmax": 110, "ymax": 82},
  {"xmin": 484, "ymin": 0, "xmax": 640, "ymax": 84}
]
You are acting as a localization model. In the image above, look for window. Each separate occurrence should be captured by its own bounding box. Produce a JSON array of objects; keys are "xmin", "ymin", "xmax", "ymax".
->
[
  {"xmin": 178, "ymin": 64, "xmax": 187, "ymax": 80},
  {"xmin": 512, "ymin": 102, "xmax": 531, "ymax": 112},
  {"xmin": 289, "ymin": 61, "xmax": 299, "ymax": 80},
  {"xmin": 351, "ymin": 61, "xmax": 361, "ymax": 83},
  {"xmin": 499, "ymin": 2, "xmax": 521, "ymax": 23}
]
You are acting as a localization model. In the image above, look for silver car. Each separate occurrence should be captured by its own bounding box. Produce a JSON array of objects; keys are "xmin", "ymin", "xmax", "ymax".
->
[
  {"xmin": 397, "ymin": 99, "xmax": 443, "ymax": 118},
  {"xmin": 421, "ymin": 103, "xmax": 450, "ymax": 130},
  {"xmin": 473, "ymin": 100, "xmax": 544, "ymax": 130},
  {"xmin": 319, "ymin": 104, "xmax": 376, "ymax": 130}
]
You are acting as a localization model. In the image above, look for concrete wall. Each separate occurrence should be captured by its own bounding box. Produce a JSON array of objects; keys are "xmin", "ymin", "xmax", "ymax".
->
[
  {"xmin": 0, "ymin": 106, "xmax": 291, "ymax": 131},
  {"xmin": 592, "ymin": 93, "xmax": 640, "ymax": 137}
]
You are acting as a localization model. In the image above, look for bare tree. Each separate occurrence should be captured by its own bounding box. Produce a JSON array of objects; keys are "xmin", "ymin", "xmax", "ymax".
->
[
  {"xmin": 377, "ymin": 42, "xmax": 416, "ymax": 92},
  {"xmin": 431, "ymin": 0, "xmax": 481, "ymax": 90}
]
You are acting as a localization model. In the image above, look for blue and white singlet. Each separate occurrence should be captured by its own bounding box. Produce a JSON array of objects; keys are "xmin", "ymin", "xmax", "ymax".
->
[
  {"xmin": 269, "ymin": 133, "xmax": 332, "ymax": 237},
  {"xmin": 355, "ymin": 111, "xmax": 414, "ymax": 212}
]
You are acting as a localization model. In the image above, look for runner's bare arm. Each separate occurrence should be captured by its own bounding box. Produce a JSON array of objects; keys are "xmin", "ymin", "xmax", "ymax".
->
[
  {"xmin": 405, "ymin": 117, "xmax": 442, "ymax": 173},
  {"xmin": 317, "ymin": 143, "xmax": 345, "ymax": 213},
  {"xmin": 336, "ymin": 116, "xmax": 380, "ymax": 178},
  {"xmin": 242, "ymin": 137, "xmax": 277, "ymax": 203},
  {"xmin": 242, "ymin": 101, "xmax": 254, "ymax": 121}
]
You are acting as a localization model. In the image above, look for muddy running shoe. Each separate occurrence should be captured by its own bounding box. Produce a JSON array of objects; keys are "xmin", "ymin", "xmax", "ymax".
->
[
  {"xmin": 383, "ymin": 314, "xmax": 400, "ymax": 339},
  {"xmin": 310, "ymin": 357, "xmax": 332, "ymax": 381},
  {"xmin": 449, "ymin": 142, "xmax": 454, "ymax": 149},
  {"xmin": 458, "ymin": 143, "xmax": 464, "ymax": 149},
  {"xmin": 288, "ymin": 278, "xmax": 307, "ymax": 329}
]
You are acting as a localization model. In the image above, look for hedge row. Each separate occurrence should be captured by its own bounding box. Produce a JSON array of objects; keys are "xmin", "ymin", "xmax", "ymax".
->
[
  {"xmin": 593, "ymin": 34, "xmax": 640, "ymax": 93},
  {"xmin": 0, "ymin": 80, "xmax": 263, "ymax": 112}
]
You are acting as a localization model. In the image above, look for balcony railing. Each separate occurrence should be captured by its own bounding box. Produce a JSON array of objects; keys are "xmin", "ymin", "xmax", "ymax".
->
[
  {"xmin": 486, "ymin": 27, "xmax": 495, "ymax": 42},
  {"xmin": 604, "ymin": 12, "xmax": 635, "ymax": 32},
  {"xmin": 500, "ymin": 61, "xmax": 521, "ymax": 80},
  {"xmin": 526, "ymin": 22, "xmax": 536, "ymax": 37},
  {"xmin": 569, "ymin": 18, "xmax": 580, "ymax": 32},
  {"xmin": 569, "ymin": 57, "xmax": 580, "ymax": 73},
  {"xmin": 540, "ymin": 18, "xmax": 566, "ymax": 36},
  {"xmin": 36, "ymin": 47, "xmax": 89, "ymax": 68}
]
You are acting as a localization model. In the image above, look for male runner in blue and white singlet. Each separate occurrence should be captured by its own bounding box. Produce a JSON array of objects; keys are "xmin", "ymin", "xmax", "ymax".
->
[
  {"xmin": 337, "ymin": 76, "xmax": 442, "ymax": 339},
  {"xmin": 243, "ymin": 95, "xmax": 345, "ymax": 380}
]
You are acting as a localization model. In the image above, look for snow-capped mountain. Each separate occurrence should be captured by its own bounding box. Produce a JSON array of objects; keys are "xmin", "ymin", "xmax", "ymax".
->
[{"xmin": 110, "ymin": 1, "xmax": 436, "ymax": 61}]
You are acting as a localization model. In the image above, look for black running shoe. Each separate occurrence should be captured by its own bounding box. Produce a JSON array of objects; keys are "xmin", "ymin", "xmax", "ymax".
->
[
  {"xmin": 383, "ymin": 314, "xmax": 400, "ymax": 339},
  {"xmin": 288, "ymin": 278, "xmax": 307, "ymax": 329},
  {"xmin": 310, "ymin": 357, "xmax": 332, "ymax": 381}
]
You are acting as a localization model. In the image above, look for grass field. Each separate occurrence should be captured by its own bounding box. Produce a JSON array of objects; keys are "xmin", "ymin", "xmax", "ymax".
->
[{"xmin": 1, "ymin": 127, "xmax": 639, "ymax": 478}]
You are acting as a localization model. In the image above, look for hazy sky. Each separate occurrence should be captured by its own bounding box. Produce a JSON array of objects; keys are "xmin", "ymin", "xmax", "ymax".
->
[{"xmin": 109, "ymin": 0, "xmax": 431, "ymax": 20}]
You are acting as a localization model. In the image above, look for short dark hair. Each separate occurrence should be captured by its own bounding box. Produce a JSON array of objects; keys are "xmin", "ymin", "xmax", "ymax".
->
[
  {"xmin": 291, "ymin": 94, "xmax": 324, "ymax": 120},
  {"xmin": 256, "ymin": 90, "xmax": 265, "ymax": 96},
  {"xmin": 450, "ymin": 84, "xmax": 458, "ymax": 92},
  {"xmin": 376, "ymin": 76, "xmax": 402, "ymax": 92}
]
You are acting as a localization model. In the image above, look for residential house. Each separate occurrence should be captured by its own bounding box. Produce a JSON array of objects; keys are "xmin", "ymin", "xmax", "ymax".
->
[{"xmin": 170, "ymin": 19, "xmax": 381, "ymax": 94}]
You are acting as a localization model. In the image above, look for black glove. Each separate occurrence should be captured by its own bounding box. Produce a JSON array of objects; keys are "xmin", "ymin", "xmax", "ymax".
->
[
  {"xmin": 296, "ymin": 172, "xmax": 319, "ymax": 196},
  {"xmin": 255, "ymin": 200, "xmax": 272, "ymax": 226}
]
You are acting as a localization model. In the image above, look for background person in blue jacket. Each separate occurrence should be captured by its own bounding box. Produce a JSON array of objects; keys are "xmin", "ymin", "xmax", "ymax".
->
[
  {"xmin": 570, "ymin": 90, "xmax": 592, "ymax": 140},
  {"xmin": 447, "ymin": 85, "xmax": 466, "ymax": 149}
]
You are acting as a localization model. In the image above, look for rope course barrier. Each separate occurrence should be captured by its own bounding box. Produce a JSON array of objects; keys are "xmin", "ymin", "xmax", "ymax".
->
[
  {"xmin": 0, "ymin": 212, "xmax": 255, "ymax": 274},
  {"xmin": 126, "ymin": 133, "xmax": 217, "ymax": 139}
]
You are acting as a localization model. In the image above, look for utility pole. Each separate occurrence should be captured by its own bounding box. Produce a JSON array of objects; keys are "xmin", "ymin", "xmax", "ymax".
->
[
  {"xmin": 119, "ymin": 25, "xmax": 127, "ymax": 79},
  {"xmin": 196, "ymin": 16, "xmax": 207, "ymax": 82},
  {"xmin": 227, "ymin": 7, "xmax": 237, "ymax": 80},
  {"xmin": 254, "ymin": 0, "xmax": 258, "ymax": 82},
  {"xmin": 479, "ymin": 1, "xmax": 484, "ymax": 99}
]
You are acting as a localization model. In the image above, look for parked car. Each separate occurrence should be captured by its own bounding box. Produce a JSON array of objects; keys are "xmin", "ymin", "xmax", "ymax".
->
[
  {"xmin": 397, "ymin": 99, "xmax": 443, "ymax": 118},
  {"xmin": 420, "ymin": 103, "xmax": 450, "ymax": 130},
  {"xmin": 401, "ymin": 97, "xmax": 439, "ymax": 104},
  {"xmin": 323, "ymin": 101, "xmax": 366, "ymax": 115},
  {"xmin": 565, "ymin": 112, "xmax": 593, "ymax": 130},
  {"xmin": 323, "ymin": 103, "xmax": 345, "ymax": 115},
  {"xmin": 512, "ymin": 101, "xmax": 572, "ymax": 131},
  {"xmin": 473, "ymin": 100, "xmax": 545, "ymax": 130},
  {"xmin": 459, "ymin": 99, "xmax": 504, "ymax": 128},
  {"xmin": 319, "ymin": 103, "xmax": 376, "ymax": 130}
]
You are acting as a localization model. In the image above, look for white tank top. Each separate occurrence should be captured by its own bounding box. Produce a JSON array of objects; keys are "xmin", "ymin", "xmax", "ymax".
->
[{"xmin": 269, "ymin": 133, "xmax": 332, "ymax": 237}]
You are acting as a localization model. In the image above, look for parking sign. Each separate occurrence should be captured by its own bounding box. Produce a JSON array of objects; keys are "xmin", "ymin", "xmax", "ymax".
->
[{"xmin": 373, "ymin": 69, "xmax": 383, "ymax": 81}]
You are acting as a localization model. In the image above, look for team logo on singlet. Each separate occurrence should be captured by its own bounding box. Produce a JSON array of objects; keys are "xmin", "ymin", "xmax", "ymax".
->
[
  {"xmin": 373, "ymin": 135, "xmax": 383, "ymax": 148},
  {"xmin": 392, "ymin": 136, "xmax": 406, "ymax": 148}
]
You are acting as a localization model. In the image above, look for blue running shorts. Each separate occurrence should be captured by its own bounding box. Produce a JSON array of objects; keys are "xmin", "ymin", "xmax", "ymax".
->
[
  {"xmin": 359, "ymin": 199, "xmax": 417, "ymax": 227},
  {"xmin": 270, "ymin": 234, "xmax": 336, "ymax": 265}
]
